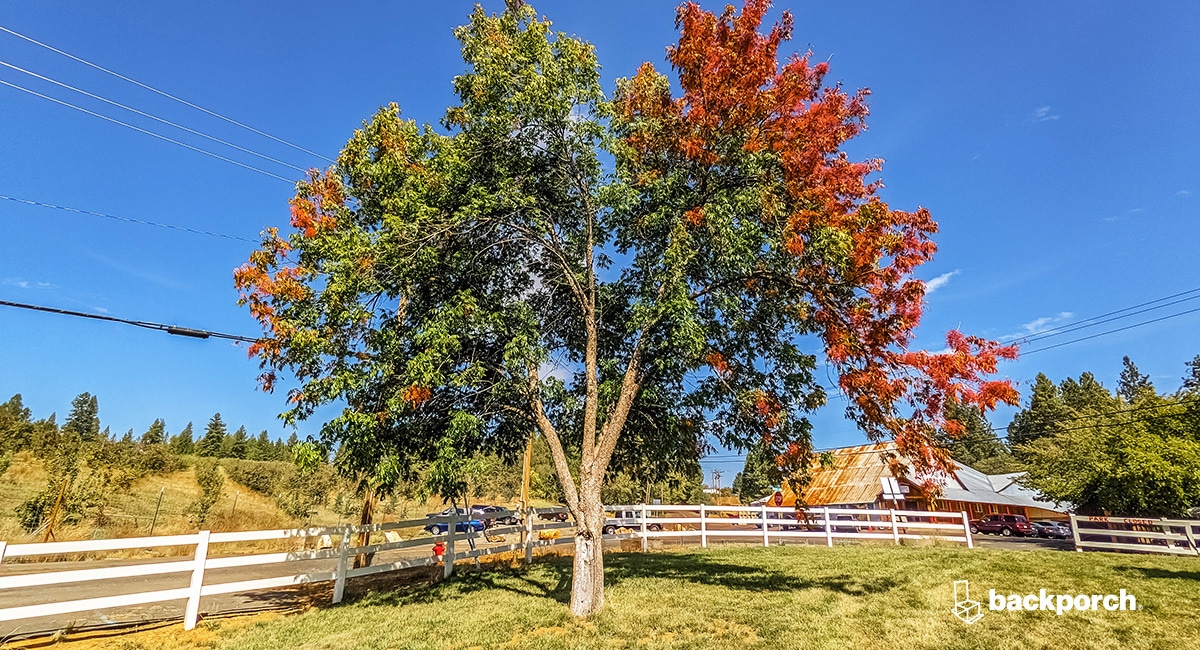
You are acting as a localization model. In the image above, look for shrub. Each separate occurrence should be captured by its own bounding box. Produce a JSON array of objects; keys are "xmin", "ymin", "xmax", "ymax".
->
[{"xmin": 189, "ymin": 459, "xmax": 224, "ymax": 524}]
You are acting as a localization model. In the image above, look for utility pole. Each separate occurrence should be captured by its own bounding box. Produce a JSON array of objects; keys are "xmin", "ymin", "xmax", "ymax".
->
[{"xmin": 711, "ymin": 469, "xmax": 723, "ymax": 491}]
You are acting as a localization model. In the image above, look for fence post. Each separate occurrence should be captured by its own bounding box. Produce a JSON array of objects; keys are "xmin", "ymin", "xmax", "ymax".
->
[
  {"xmin": 761, "ymin": 503, "xmax": 769, "ymax": 547},
  {"xmin": 332, "ymin": 525, "xmax": 351, "ymax": 604},
  {"xmin": 640, "ymin": 503, "xmax": 648, "ymax": 552},
  {"xmin": 1184, "ymin": 519, "xmax": 1199, "ymax": 555},
  {"xmin": 700, "ymin": 504, "xmax": 707, "ymax": 548},
  {"xmin": 444, "ymin": 508, "xmax": 456, "ymax": 578},
  {"xmin": 889, "ymin": 509, "xmax": 899, "ymax": 545},
  {"xmin": 823, "ymin": 507, "xmax": 833, "ymax": 547},
  {"xmin": 0, "ymin": 541, "xmax": 7, "ymax": 566},
  {"xmin": 523, "ymin": 507, "xmax": 534, "ymax": 565},
  {"xmin": 183, "ymin": 530, "xmax": 210, "ymax": 631},
  {"xmin": 1070, "ymin": 513, "xmax": 1082, "ymax": 552},
  {"xmin": 961, "ymin": 511, "xmax": 973, "ymax": 549}
]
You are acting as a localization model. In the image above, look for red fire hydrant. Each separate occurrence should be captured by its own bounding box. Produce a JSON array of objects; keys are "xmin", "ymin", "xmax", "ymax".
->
[{"xmin": 432, "ymin": 541, "xmax": 446, "ymax": 562}]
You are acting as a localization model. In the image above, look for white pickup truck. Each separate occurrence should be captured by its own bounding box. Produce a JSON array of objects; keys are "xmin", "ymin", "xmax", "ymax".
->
[{"xmin": 603, "ymin": 509, "xmax": 663, "ymax": 535}]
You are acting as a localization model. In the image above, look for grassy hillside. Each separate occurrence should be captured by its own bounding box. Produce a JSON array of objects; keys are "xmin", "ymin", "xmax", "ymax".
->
[
  {"xmin": 0, "ymin": 452, "xmax": 501, "ymax": 545},
  {"xmin": 35, "ymin": 544, "xmax": 1200, "ymax": 650}
]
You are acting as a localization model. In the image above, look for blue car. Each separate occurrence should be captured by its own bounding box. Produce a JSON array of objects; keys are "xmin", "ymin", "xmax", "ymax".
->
[
  {"xmin": 424, "ymin": 520, "xmax": 485, "ymax": 535},
  {"xmin": 424, "ymin": 507, "xmax": 485, "ymax": 535}
]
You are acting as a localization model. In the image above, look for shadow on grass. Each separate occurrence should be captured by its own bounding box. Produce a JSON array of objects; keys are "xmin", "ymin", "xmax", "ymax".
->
[
  {"xmin": 1115, "ymin": 565, "xmax": 1200, "ymax": 581},
  {"xmin": 605, "ymin": 551, "xmax": 904, "ymax": 596},
  {"xmin": 346, "ymin": 551, "xmax": 904, "ymax": 609}
]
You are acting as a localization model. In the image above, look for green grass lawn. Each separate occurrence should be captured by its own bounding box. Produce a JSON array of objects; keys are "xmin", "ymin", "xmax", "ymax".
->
[{"xmin": 185, "ymin": 544, "xmax": 1200, "ymax": 649}]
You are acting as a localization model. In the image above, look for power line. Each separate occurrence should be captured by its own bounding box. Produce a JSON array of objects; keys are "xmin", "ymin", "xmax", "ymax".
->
[
  {"xmin": 0, "ymin": 78, "xmax": 294, "ymax": 183},
  {"xmin": 0, "ymin": 59, "xmax": 308, "ymax": 173},
  {"xmin": 0, "ymin": 299, "xmax": 258, "ymax": 343},
  {"xmin": 1023, "ymin": 306, "xmax": 1200, "ymax": 355},
  {"xmin": 0, "ymin": 24, "xmax": 334, "ymax": 164},
  {"xmin": 0, "ymin": 194, "xmax": 258, "ymax": 243},
  {"xmin": 1015, "ymin": 287, "xmax": 1200, "ymax": 345}
]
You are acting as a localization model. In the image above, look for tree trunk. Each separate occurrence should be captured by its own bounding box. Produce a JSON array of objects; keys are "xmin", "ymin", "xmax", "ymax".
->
[
  {"xmin": 570, "ymin": 489, "xmax": 606, "ymax": 617},
  {"xmin": 353, "ymin": 489, "xmax": 376, "ymax": 569}
]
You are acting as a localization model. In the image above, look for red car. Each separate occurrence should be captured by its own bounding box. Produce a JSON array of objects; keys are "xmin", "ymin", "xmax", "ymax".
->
[{"xmin": 969, "ymin": 514, "xmax": 1035, "ymax": 537}]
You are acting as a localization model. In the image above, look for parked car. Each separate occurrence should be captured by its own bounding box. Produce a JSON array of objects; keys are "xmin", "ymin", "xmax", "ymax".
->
[
  {"xmin": 470, "ymin": 505, "xmax": 519, "ymax": 526},
  {"xmin": 1031, "ymin": 520, "xmax": 1071, "ymax": 539},
  {"xmin": 832, "ymin": 514, "xmax": 858, "ymax": 534},
  {"xmin": 603, "ymin": 509, "xmax": 662, "ymax": 535},
  {"xmin": 424, "ymin": 507, "xmax": 485, "ymax": 535},
  {"xmin": 969, "ymin": 514, "xmax": 1035, "ymax": 537},
  {"xmin": 538, "ymin": 510, "xmax": 570, "ymax": 522}
]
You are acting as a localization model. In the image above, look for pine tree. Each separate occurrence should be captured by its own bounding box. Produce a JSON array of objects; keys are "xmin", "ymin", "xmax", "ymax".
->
[
  {"xmin": 141, "ymin": 419, "xmax": 167, "ymax": 445},
  {"xmin": 1007, "ymin": 373, "xmax": 1071, "ymax": 449},
  {"xmin": 62, "ymin": 392, "xmax": 100, "ymax": 442},
  {"xmin": 195, "ymin": 413, "xmax": 227, "ymax": 457},
  {"xmin": 227, "ymin": 426, "xmax": 249, "ymax": 459},
  {"xmin": 936, "ymin": 400, "xmax": 1020, "ymax": 473},
  {"xmin": 1118, "ymin": 356, "xmax": 1153, "ymax": 402},
  {"xmin": 1183, "ymin": 354, "xmax": 1200, "ymax": 392},
  {"xmin": 119, "ymin": 429, "xmax": 135, "ymax": 445},
  {"xmin": 169, "ymin": 422, "xmax": 195, "ymax": 455},
  {"xmin": 0, "ymin": 394, "xmax": 34, "ymax": 453},
  {"xmin": 249, "ymin": 430, "xmax": 272, "ymax": 461},
  {"xmin": 736, "ymin": 444, "xmax": 776, "ymax": 504},
  {"xmin": 1060, "ymin": 372, "xmax": 1114, "ymax": 412}
]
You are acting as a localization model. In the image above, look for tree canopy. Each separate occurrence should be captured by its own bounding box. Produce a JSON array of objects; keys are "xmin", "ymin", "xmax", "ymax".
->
[{"xmin": 235, "ymin": 0, "xmax": 1016, "ymax": 616}]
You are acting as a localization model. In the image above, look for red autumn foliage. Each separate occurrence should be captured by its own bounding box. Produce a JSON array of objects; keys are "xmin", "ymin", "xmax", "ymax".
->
[
  {"xmin": 618, "ymin": 0, "xmax": 1019, "ymax": 490},
  {"xmin": 234, "ymin": 170, "xmax": 344, "ymax": 393}
]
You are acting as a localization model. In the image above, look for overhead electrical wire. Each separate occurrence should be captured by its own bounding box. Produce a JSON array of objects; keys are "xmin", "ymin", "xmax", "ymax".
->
[
  {"xmin": 0, "ymin": 78, "xmax": 294, "ymax": 183},
  {"xmin": 0, "ymin": 59, "xmax": 308, "ymax": 174},
  {"xmin": 1013, "ymin": 286, "xmax": 1200, "ymax": 345},
  {"xmin": 0, "ymin": 299, "xmax": 258, "ymax": 343},
  {"xmin": 0, "ymin": 24, "xmax": 334, "ymax": 164},
  {"xmin": 0, "ymin": 59, "xmax": 308, "ymax": 173},
  {"xmin": 0, "ymin": 194, "xmax": 258, "ymax": 243},
  {"xmin": 1022, "ymin": 306, "xmax": 1200, "ymax": 355}
]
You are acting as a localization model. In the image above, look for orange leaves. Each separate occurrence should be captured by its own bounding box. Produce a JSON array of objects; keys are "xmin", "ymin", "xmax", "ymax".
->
[
  {"xmin": 750, "ymin": 389, "xmax": 783, "ymax": 430},
  {"xmin": 402, "ymin": 385, "xmax": 432, "ymax": 406},
  {"xmin": 684, "ymin": 206, "xmax": 705, "ymax": 226},
  {"xmin": 705, "ymin": 350, "xmax": 730, "ymax": 376}
]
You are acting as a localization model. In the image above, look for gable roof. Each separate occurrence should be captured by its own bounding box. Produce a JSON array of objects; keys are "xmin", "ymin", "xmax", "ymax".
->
[{"xmin": 769, "ymin": 441, "xmax": 1066, "ymax": 512}]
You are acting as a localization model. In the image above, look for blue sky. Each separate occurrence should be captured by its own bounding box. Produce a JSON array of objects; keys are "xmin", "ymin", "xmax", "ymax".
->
[{"xmin": 1, "ymin": 1, "xmax": 1197, "ymax": 483}]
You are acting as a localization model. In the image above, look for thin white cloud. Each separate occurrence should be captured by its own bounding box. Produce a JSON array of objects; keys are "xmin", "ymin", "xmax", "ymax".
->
[
  {"xmin": 1034, "ymin": 106, "xmax": 1060, "ymax": 122},
  {"xmin": 1178, "ymin": 190, "xmax": 1192, "ymax": 197},
  {"xmin": 1000, "ymin": 311, "xmax": 1074, "ymax": 341},
  {"xmin": 923, "ymin": 270, "xmax": 960, "ymax": 295},
  {"xmin": 3, "ymin": 277, "xmax": 54, "ymax": 290}
]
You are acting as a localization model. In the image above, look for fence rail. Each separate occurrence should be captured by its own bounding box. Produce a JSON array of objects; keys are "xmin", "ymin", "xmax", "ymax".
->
[
  {"xmin": 0, "ymin": 504, "xmax": 971, "ymax": 633},
  {"xmin": 1070, "ymin": 513, "xmax": 1200, "ymax": 556}
]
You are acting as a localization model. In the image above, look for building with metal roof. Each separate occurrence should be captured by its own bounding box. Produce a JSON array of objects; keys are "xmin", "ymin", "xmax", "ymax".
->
[{"xmin": 760, "ymin": 442, "xmax": 1069, "ymax": 520}]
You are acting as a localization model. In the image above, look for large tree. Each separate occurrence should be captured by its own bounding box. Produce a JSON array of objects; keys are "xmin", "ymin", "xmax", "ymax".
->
[
  {"xmin": 236, "ymin": 0, "xmax": 1015, "ymax": 616},
  {"xmin": 195, "ymin": 413, "xmax": 228, "ymax": 457},
  {"xmin": 62, "ymin": 392, "xmax": 100, "ymax": 443}
]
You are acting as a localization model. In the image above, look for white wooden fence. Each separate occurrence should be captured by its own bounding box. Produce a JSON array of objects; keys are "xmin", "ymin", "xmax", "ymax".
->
[
  {"xmin": 0, "ymin": 507, "xmax": 573, "ymax": 632},
  {"xmin": 1070, "ymin": 513, "xmax": 1200, "ymax": 556},
  {"xmin": 611, "ymin": 504, "xmax": 974, "ymax": 550},
  {"xmin": 0, "ymin": 504, "xmax": 970, "ymax": 634}
]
